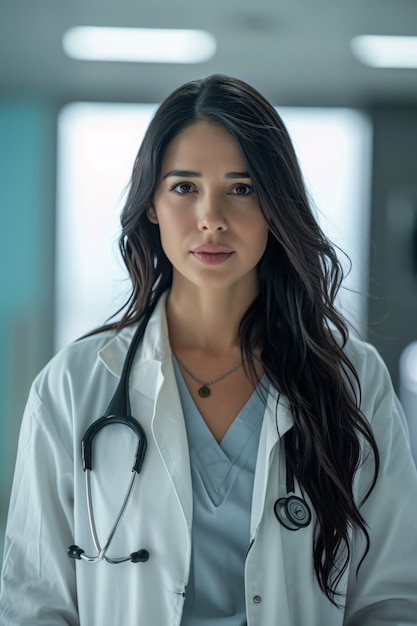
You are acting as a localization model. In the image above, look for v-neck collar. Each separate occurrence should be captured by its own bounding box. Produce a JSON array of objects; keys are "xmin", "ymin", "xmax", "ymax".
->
[{"xmin": 173, "ymin": 355, "xmax": 266, "ymax": 505}]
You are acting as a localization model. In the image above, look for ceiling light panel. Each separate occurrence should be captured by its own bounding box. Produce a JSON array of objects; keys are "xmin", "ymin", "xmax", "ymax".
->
[
  {"xmin": 351, "ymin": 35, "xmax": 417, "ymax": 68},
  {"xmin": 62, "ymin": 27, "xmax": 217, "ymax": 64}
]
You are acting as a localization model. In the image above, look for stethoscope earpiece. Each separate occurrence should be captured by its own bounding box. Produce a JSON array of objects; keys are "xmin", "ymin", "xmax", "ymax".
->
[
  {"xmin": 130, "ymin": 549, "xmax": 150, "ymax": 563},
  {"xmin": 67, "ymin": 544, "xmax": 85, "ymax": 560}
]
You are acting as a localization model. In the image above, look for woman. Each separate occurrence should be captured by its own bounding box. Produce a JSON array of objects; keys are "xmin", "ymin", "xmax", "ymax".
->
[{"xmin": 1, "ymin": 74, "xmax": 417, "ymax": 625}]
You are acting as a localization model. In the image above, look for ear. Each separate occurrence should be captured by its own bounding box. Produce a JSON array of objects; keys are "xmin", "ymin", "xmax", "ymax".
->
[{"xmin": 146, "ymin": 205, "xmax": 158, "ymax": 224}]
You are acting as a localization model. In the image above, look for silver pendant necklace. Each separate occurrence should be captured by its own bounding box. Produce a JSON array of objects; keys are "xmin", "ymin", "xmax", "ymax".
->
[{"xmin": 174, "ymin": 354, "xmax": 243, "ymax": 398}]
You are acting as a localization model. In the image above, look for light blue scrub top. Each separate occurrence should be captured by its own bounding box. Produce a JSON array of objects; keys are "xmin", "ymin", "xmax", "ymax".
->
[{"xmin": 173, "ymin": 357, "xmax": 266, "ymax": 626}]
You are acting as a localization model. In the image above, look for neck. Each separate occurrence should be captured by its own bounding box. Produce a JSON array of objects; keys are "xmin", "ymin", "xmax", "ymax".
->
[{"xmin": 166, "ymin": 281, "xmax": 258, "ymax": 355}]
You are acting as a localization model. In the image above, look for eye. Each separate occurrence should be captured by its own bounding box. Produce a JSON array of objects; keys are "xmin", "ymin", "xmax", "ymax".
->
[
  {"xmin": 231, "ymin": 183, "xmax": 254, "ymax": 196},
  {"xmin": 169, "ymin": 181, "xmax": 195, "ymax": 194}
]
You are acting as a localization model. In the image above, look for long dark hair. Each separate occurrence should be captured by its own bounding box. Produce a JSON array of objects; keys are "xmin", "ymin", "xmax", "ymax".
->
[{"xmin": 97, "ymin": 74, "xmax": 379, "ymax": 604}]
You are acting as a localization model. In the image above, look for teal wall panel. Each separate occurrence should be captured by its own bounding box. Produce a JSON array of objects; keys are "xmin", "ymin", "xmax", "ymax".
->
[{"xmin": 0, "ymin": 98, "xmax": 55, "ymax": 523}]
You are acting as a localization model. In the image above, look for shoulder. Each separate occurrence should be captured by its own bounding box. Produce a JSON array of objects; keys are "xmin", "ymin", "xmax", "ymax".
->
[
  {"xmin": 341, "ymin": 333, "xmax": 391, "ymax": 388},
  {"xmin": 39, "ymin": 330, "xmax": 117, "ymax": 378},
  {"xmin": 32, "ymin": 329, "xmax": 122, "ymax": 412},
  {"xmin": 13, "ymin": 331, "xmax": 119, "ymax": 454},
  {"xmin": 325, "ymin": 329, "xmax": 396, "ymax": 417},
  {"xmin": 338, "ymin": 332, "xmax": 406, "ymax": 434}
]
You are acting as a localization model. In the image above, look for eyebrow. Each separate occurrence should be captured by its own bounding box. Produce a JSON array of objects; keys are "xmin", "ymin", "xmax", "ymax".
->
[
  {"xmin": 162, "ymin": 169, "xmax": 251, "ymax": 180},
  {"xmin": 225, "ymin": 171, "xmax": 251, "ymax": 179},
  {"xmin": 162, "ymin": 170, "xmax": 200, "ymax": 180}
]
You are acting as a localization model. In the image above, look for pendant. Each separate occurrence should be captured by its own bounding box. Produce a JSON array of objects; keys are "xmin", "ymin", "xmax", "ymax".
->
[{"xmin": 198, "ymin": 385, "xmax": 211, "ymax": 398}]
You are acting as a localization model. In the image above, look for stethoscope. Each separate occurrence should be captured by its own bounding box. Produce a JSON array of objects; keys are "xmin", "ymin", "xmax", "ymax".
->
[
  {"xmin": 67, "ymin": 308, "xmax": 312, "ymax": 565},
  {"xmin": 67, "ymin": 308, "xmax": 153, "ymax": 565}
]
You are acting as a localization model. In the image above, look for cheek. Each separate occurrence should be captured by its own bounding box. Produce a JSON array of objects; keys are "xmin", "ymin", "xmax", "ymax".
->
[
  {"xmin": 157, "ymin": 208, "xmax": 188, "ymax": 237},
  {"xmin": 251, "ymin": 217, "xmax": 269, "ymax": 254},
  {"xmin": 156, "ymin": 208, "xmax": 192, "ymax": 257}
]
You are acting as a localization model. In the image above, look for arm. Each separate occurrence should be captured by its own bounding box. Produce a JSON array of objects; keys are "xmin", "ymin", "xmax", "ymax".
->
[
  {"xmin": 344, "ymin": 346, "xmax": 417, "ymax": 626},
  {"xmin": 0, "ymin": 384, "xmax": 78, "ymax": 625}
]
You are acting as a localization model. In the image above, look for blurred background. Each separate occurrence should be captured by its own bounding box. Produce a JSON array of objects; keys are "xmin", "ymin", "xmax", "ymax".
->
[{"xmin": 1, "ymin": 0, "xmax": 417, "ymax": 552}]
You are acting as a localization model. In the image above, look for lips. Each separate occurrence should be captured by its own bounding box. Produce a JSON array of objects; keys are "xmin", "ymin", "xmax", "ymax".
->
[
  {"xmin": 191, "ymin": 244, "xmax": 234, "ymax": 265},
  {"xmin": 192, "ymin": 244, "xmax": 233, "ymax": 254}
]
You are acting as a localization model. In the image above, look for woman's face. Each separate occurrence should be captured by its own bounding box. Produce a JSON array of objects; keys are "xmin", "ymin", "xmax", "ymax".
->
[{"xmin": 147, "ymin": 120, "xmax": 269, "ymax": 295}]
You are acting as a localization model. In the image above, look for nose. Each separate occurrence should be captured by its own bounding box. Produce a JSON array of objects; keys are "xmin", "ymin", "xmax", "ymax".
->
[{"xmin": 197, "ymin": 193, "xmax": 227, "ymax": 232}]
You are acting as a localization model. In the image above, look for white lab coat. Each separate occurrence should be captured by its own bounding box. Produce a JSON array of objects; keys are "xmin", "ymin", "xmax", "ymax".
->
[{"xmin": 1, "ymin": 293, "xmax": 417, "ymax": 626}]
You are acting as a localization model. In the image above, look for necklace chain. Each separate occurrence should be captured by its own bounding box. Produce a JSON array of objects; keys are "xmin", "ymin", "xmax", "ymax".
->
[{"xmin": 174, "ymin": 354, "xmax": 243, "ymax": 398}]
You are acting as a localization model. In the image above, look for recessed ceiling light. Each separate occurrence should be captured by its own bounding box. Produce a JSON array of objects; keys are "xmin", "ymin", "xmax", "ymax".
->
[
  {"xmin": 351, "ymin": 35, "xmax": 417, "ymax": 68},
  {"xmin": 62, "ymin": 27, "xmax": 217, "ymax": 64}
]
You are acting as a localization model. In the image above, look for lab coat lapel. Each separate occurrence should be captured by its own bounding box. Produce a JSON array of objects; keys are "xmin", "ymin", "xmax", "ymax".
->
[
  {"xmin": 250, "ymin": 388, "xmax": 293, "ymax": 537},
  {"xmin": 150, "ymin": 359, "xmax": 193, "ymax": 529},
  {"xmin": 98, "ymin": 294, "xmax": 193, "ymax": 530}
]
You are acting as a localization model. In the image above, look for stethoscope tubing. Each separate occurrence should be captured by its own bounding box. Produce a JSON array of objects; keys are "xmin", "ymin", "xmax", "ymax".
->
[{"xmin": 84, "ymin": 469, "xmax": 139, "ymax": 563}]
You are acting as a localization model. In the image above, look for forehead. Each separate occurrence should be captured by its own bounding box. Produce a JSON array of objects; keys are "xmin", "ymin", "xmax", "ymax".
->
[{"xmin": 161, "ymin": 120, "xmax": 246, "ymax": 169}]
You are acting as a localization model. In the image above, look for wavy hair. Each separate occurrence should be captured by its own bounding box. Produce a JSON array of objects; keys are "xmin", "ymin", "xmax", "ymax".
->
[{"xmin": 97, "ymin": 74, "xmax": 379, "ymax": 604}]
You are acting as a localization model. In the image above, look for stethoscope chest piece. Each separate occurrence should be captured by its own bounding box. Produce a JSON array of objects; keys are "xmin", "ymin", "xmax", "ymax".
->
[{"xmin": 274, "ymin": 494, "xmax": 312, "ymax": 531}]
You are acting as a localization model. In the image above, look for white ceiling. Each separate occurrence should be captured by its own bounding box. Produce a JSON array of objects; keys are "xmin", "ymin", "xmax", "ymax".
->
[{"xmin": 1, "ymin": 0, "xmax": 417, "ymax": 107}]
